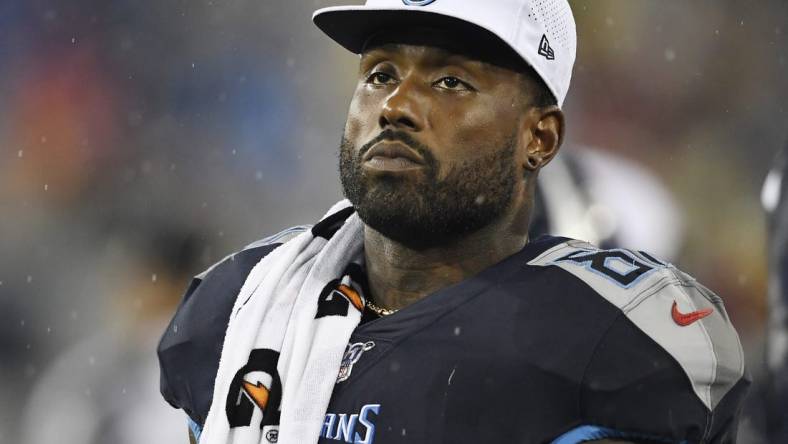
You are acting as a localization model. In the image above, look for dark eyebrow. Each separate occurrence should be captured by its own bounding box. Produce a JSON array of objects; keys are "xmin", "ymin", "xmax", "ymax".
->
[
  {"xmin": 359, "ymin": 50, "xmax": 396, "ymax": 73},
  {"xmin": 361, "ymin": 44, "xmax": 477, "ymax": 71},
  {"xmin": 360, "ymin": 43, "xmax": 414, "ymax": 64}
]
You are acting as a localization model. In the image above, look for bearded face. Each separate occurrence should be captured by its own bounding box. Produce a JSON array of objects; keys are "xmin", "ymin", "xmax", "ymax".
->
[
  {"xmin": 339, "ymin": 129, "xmax": 518, "ymax": 249},
  {"xmin": 337, "ymin": 39, "xmax": 547, "ymax": 248}
]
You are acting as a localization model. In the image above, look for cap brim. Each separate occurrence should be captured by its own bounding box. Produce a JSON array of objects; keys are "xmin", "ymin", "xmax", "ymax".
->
[{"xmin": 313, "ymin": 6, "xmax": 512, "ymax": 55}]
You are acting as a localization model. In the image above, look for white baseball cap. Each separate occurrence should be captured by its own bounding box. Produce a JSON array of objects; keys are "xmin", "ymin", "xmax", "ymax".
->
[{"xmin": 313, "ymin": 0, "xmax": 577, "ymax": 107}]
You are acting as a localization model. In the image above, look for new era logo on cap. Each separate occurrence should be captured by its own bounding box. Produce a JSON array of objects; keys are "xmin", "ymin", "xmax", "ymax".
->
[
  {"xmin": 538, "ymin": 34, "xmax": 555, "ymax": 60},
  {"xmin": 313, "ymin": 0, "xmax": 577, "ymax": 106}
]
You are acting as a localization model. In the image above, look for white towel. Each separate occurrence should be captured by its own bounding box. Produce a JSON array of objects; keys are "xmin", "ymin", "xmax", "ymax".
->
[{"xmin": 200, "ymin": 200, "xmax": 366, "ymax": 444}]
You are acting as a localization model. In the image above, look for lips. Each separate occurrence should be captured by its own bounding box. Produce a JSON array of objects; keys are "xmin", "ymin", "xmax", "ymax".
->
[
  {"xmin": 361, "ymin": 140, "xmax": 425, "ymax": 172},
  {"xmin": 362, "ymin": 140, "xmax": 425, "ymax": 164}
]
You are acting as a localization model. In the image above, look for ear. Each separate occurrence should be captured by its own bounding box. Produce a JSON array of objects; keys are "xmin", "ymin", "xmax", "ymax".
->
[{"xmin": 521, "ymin": 106, "xmax": 564, "ymax": 172}]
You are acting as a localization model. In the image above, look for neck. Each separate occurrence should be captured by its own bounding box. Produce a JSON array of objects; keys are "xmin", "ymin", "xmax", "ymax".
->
[{"xmin": 363, "ymin": 202, "xmax": 530, "ymax": 311}]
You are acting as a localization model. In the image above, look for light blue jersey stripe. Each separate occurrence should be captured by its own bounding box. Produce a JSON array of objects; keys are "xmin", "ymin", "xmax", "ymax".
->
[
  {"xmin": 188, "ymin": 417, "xmax": 203, "ymax": 443},
  {"xmin": 551, "ymin": 425, "xmax": 679, "ymax": 444}
]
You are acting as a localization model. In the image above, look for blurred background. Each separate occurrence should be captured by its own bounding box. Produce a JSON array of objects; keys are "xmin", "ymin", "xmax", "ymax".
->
[{"xmin": 0, "ymin": 0, "xmax": 786, "ymax": 442}]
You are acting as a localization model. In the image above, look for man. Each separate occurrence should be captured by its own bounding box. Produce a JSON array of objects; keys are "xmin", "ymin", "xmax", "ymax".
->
[{"xmin": 158, "ymin": 1, "xmax": 749, "ymax": 443}]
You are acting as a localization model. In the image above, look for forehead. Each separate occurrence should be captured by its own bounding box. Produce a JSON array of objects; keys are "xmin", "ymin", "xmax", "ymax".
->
[{"xmin": 360, "ymin": 43, "xmax": 483, "ymax": 69}]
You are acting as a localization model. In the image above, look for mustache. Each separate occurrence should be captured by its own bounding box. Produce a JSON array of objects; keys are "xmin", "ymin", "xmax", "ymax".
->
[{"xmin": 357, "ymin": 129, "xmax": 432, "ymax": 161}]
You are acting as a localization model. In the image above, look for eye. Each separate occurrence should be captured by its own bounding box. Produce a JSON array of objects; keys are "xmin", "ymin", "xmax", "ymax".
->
[
  {"xmin": 434, "ymin": 76, "xmax": 472, "ymax": 91},
  {"xmin": 366, "ymin": 72, "xmax": 395, "ymax": 85}
]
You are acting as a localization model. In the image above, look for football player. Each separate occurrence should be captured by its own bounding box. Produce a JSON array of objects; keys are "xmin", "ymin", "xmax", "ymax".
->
[{"xmin": 158, "ymin": 1, "xmax": 749, "ymax": 443}]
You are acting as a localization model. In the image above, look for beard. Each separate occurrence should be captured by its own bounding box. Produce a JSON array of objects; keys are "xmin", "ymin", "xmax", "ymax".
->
[{"xmin": 339, "ymin": 129, "xmax": 519, "ymax": 249}]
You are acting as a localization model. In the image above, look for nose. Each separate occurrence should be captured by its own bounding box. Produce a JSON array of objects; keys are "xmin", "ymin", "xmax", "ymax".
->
[{"xmin": 379, "ymin": 79, "xmax": 426, "ymax": 132}]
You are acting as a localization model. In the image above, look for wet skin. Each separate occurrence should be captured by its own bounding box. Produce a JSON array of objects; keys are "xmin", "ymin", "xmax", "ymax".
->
[{"xmin": 341, "ymin": 31, "xmax": 565, "ymax": 311}]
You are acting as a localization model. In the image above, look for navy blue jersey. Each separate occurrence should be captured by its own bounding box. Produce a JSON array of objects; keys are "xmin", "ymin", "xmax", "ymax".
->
[{"xmin": 159, "ymin": 231, "xmax": 748, "ymax": 443}]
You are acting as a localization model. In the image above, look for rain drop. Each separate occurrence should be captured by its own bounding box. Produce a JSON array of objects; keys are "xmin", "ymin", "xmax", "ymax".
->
[
  {"xmin": 664, "ymin": 48, "xmax": 676, "ymax": 62},
  {"xmin": 151, "ymin": 273, "xmax": 158, "ymax": 283}
]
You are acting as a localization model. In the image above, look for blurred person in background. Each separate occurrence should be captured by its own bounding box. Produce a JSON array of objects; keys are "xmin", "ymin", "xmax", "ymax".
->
[
  {"xmin": 762, "ymin": 143, "xmax": 788, "ymax": 442},
  {"xmin": 20, "ymin": 233, "xmax": 195, "ymax": 444},
  {"xmin": 531, "ymin": 147, "xmax": 683, "ymax": 260}
]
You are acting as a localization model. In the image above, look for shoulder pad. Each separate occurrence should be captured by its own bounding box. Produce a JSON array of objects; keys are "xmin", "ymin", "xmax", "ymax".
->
[
  {"xmin": 528, "ymin": 239, "xmax": 746, "ymax": 411},
  {"xmin": 195, "ymin": 225, "xmax": 311, "ymax": 280},
  {"xmin": 158, "ymin": 225, "xmax": 309, "ymax": 424}
]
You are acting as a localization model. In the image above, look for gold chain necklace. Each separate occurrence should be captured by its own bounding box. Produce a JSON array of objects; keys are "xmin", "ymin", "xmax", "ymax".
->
[{"xmin": 365, "ymin": 300, "xmax": 398, "ymax": 317}]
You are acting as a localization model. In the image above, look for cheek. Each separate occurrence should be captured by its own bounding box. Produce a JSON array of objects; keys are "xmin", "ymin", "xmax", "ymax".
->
[
  {"xmin": 344, "ymin": 95, "xmax": 363, "ymax": 140},
  {"xmin": 344, "ymin": 87, "xmax": 381, "ymax": 143},
  {"xmin": 439, "ymin": 98, "xmax": 518, "ymax": 158}
]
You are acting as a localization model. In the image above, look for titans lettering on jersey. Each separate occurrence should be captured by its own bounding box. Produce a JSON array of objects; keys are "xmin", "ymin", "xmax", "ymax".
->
[
  {"xmin": 319, "ymin": 404, "xmax": 380, "ymax": 444},
  {"xmin": 159, "ymin": 232, "xmax": 749, "ymax": 444}
]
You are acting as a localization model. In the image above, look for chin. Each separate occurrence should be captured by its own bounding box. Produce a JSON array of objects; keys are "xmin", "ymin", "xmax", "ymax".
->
[{"xmin": 351, "ymin": 190, "xmax": 499, "ymax": 250}]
